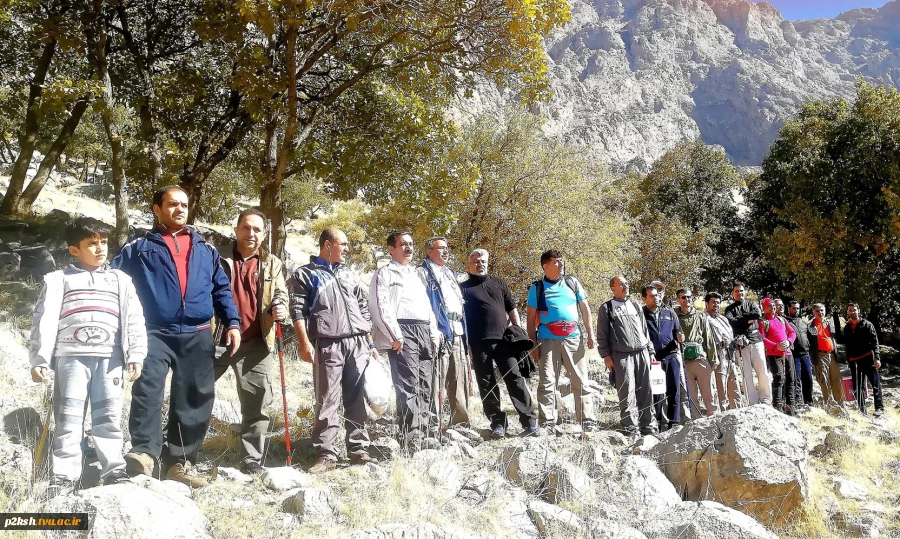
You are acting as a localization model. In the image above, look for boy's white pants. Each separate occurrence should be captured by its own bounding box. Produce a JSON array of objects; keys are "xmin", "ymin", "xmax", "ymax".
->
[{"xmin": 52, "ymin": 356, "xmax": 126, "ymax": 481}]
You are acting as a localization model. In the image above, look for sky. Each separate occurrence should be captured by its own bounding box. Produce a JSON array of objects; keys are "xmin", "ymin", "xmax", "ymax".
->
[{"xmin": 763, "ymin": 0, "xmax": 891, "ymax": 20}]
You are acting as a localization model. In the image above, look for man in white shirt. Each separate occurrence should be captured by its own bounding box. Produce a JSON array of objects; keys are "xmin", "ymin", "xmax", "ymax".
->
[
  {"xmin": 418, "ymin": 237, "xmax": 470, "ymax": 428},
  {"xmin": 370, "ymin": 231, "xmax": 440, "ymax": 445}
]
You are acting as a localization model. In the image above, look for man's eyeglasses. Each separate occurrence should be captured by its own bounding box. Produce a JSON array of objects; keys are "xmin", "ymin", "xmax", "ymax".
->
[{"xmin": 680, "ymin": 295, "xmax": 692, "ymax": 300}]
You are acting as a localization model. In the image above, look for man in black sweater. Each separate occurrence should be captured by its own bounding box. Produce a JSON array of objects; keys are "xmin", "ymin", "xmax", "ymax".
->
[
  {"xmin": 843, "ymin": 303, "xmax": 884, "ymax": 416},
  {"xmin": 459, "ymin": 249, "xmax": 538, "ymax": 438}
]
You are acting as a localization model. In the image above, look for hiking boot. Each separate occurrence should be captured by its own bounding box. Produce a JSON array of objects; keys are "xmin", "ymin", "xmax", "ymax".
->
[
  {"xmin": 522, "ymin": 425, "xmax": 540, "ymax": 438},
  {"xmin": 308, "ymin": 457, "xmax": 336, "ymax": 475},
  {"xmin": 103, "ymin": 469, "xmax": 132, "ymax": 486},
  {"xmin": 240, "ymin": 461, "xmax": 266, "ymax": 475},
  {"xmin": 349, "ymin": 452, "xmax": 379, "ymax": 466},
  {"xmin": 165, "ymin": 462, "xmax": 209, "ymax": 489},
  {"xmin": 490, "ymin": 425, "xmax": 506, "ymax": 439},
  {"xmin": 874, "ymin": 408, "xmax": 885, "ymax": 418},
  {"xmin": 124, "ymin": 452, "xmax": 155, "ymax": 477}
]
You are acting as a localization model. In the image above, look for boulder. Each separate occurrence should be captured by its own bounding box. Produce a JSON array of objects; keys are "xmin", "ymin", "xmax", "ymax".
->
[
  {"xmin": 345, "ymin": 523, "xmax": 481, "ymax": 539},
  {"xmin": 646, "ymin": 405, "xmax": 808, "ymax": 525},
  {"xmin": 458, "ymin": 472, "xmax": 493, "ymax": 504},
  {"xmin": 370, "ymin": 437, "xmax": 401, "ymax": 461},
  {"xmin": 0, "ymin": 252, "xmax": 21, "ymax": 279},
  {"xmin": 495, "ymin": 487, "xmax": 540, "ymax": 539},
  {"xmin": 544, "ymin": 462, "xmax": 593, "ymax": 504},
  {"xmin": 216, "ymin": 466, "xmax": 253, "ymax": 484},
  {"xmin": 832, "ymin": 511, "xmax": 884, "ymax": 537},
  {"xmin": 427, "ymin": 461, "xmax": 463, "ymax": 496},
  {"xmin": 498, "ymin": 443, "xmax": 557, "ymax": 489},
  {"xmin": 282, "ymin": 488, "xmax": 335, "ymax": 521},
  {"xmin": 640, "ymin": 501, "xmax": 778, "ymax": 539},
  {"xmin": 45, "ymin": 483, "xmax": 212, "ymax": 538},
  {"xmin": 824, "ymin": 427, "xmax": 864, "ymax": 453},
  {"xmin": 833, "ymin": 477, "xmax": 870, "ymax": 501},
  {"xmin": 620, "ymin": 456, "xmax": 681, "ymax": 514},
  {"xmin": 528, "ymin": 500, "xmax": 581, "ymax": 536},
  {"xmin": 14, "ymin": 246, "xmax": 55, "ymax": 279},
  {"xmin": 628, "ymin": 434, "xmax": 660, "ymax": 455},
  {"xmin": 586, "ymin": 518, "xmax": 648, "ymax": 539},
  {"xmin": 260, "ymin": 466, "xmax": 313, "ymax": 492},
  {"xmin": 129, "ymin": 475, "xmax": 192, "ymax": 500}
]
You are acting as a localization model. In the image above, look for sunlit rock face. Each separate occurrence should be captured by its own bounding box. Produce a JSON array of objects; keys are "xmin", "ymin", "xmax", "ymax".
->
[{"xmin": 456, "ymin": 0, "xmax": 900, "ymax": 172}]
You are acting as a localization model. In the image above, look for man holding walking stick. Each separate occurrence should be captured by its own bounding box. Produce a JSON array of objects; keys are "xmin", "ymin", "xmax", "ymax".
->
[
  {"xmin": 212, "ymin": 209, "xmax": 288, "ymax": 475},
  {"xmin": 290, "ymin": 228, "xmax": 378, "ymax": 473}
]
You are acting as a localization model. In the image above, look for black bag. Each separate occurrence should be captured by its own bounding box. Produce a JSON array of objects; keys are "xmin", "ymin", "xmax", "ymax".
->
[{"xmin": 499, "ymin": 324, "xmax": 537, "ymax": 379}]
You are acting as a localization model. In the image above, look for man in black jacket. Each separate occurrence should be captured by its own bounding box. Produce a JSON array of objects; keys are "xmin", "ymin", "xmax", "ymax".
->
[
  {"xmin": 724, "ymin": 282, "xmax": 770, "ymax": 405},
  {"xmin": 786, "ymin": 301, "xmax": 814, "ymax": 408},
  {"xmin": 843, "ymin": 304, "xmax": 884, "ymax": 416}
]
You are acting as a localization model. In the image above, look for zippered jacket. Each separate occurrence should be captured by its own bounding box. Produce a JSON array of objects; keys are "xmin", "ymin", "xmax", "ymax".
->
[
  {"xmin": 111, "ymin": 227, "xmax": 240, "ymax": 332},
  {"xmin": 596, "ymin": 299, "xmax": 654, "ymax": 358},
  {"xmin": 758, "ymin": 315, "xmax": 796, "ymax": 357},
  {"xmin": 288, "ymin": 256, "xmax": 371, "ymax": 341},
  {"xmin": 808, "ymin": 318, "xmax": 838, "ymax": 360},
  {"xmin": 417, "ymin": 259, "xmax": 469, "ymax": 346},
  {"xmin": 724, "ymin": 300, "xmax": 763, "ymax": 344},
  {"xmin": 785, "ymin": 315, "xmax": 810, "ymax": 355},
  {"xmin": 30, "ymin": 265, "xmax": 148, "ymax": 369},
  {"xmin": 676, "ymin": 306, "xmax": 717, "ymax": 364},
  {"xmin": 215, "ymin": 249, "xmax": 288, "ymax": 353},
  {"xmin": 843, "ymin": 318, "xmax": 880, "ymax": 363},
  {"xmin": 644, "ymin": 306, "xmax": 683, "ymax": 361},
  {"xmin": 369, "ymin": 261, "xmax": 438, "ymax": 351}
]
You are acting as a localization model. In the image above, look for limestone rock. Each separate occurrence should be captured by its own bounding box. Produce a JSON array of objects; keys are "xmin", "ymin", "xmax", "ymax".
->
[
  {"xmin": 628, "ymin": 434, "xmax": 659, "ymax": 455},
  {"xmin": 620, "ymin": 456, "xmax": 681, "ymax": 514},
  {"xmin": 260, "ymin": 466, "xmax": 313, "ymax": 492},
  {"xmin": 210, "ymin": 399, "xmax": 242, "ymax": 433},
  {"xmin": 370, "ymin": 437, "xmax": 402, "ymax": 461},
  {"xmin": 45, "ymin": 484, "xmax": 212, "ymax": 538},
  {"xmin": 832, "ymin": 511, "xmax": 884, "ymax": 537},
  {"xmin": 587, "ymin": 518, "xmax": 648, "ymax": 539},
  {"xmin": 216, "ymin": 467, "xmax": 253, "ymax": 484},
  {"xmin": 345, "ymin": 523, "xmax": 482, "ymax": 539},
  {"xmin": 640, "ymin": 501, "xmax": 777, "ymax": 539},
  {"xmin": 495, "ymin": 487, "xmax": 540, "ymax": 539},
  {"xmin": 458, "ymin": 471, "xmax": 493, "ymax": 504},
  {"xmin": 833, "ymin": 477, "xmax": 870, "ymax": 501},
  {"xmin": 282, "ymin": 488, "xmax": 335, "ymax": 521},
  {"xmin": 544, "ymin": 462, "xmax": 593, "ymax": 504},
  {"xmin": 646, "ymin": 405, "xmax": 808, "ymax": 525},
  {"xmin": 427, "ymin": 461, "xmax": 463, "ymax": 496},
  {"xmin": 824, "ymin": 427, "xmax": 864, "ymax": 453},
  {"xmin": 528, "ymin": 500, "xmax": 581, "ymax": 536},
  {"xmin": 498, "ymin": 443, "xmax": 557, "ymax": 489}
]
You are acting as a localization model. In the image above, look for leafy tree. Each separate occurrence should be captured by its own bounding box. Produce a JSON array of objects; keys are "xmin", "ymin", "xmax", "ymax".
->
[
  {"xmin": 365, "ymin": 109, "xmax": 631, "ymax": 303},
  {"xmin": 624, "ymin": 141, "xmax": 742, "ymax": 294},
  {"xmin": 751, "ymin": 81, "xmax": 900, "ymax": 328}
]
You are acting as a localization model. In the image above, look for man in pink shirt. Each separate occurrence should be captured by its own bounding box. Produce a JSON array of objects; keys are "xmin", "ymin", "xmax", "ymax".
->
[{"xmin": 758, "ymin": 298, "xmax": 796, "ymax": 414}]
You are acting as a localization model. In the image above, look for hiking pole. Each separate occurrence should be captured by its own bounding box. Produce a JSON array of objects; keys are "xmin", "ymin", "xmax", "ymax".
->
[
  {"xmin": 32, "ymin": 381, "xmax": 53, "ymax": 482},
  {"xmin": 275, "ymin": 320, "xmax": 293, "ymax": 466}
]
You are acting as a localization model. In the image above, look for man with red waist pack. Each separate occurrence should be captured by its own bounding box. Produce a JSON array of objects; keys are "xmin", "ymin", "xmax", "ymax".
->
[
  {"xmin": 843, "ymin": 303, "xmax": 883, "ymax": 417},
  {"xmin": 526, "ymin": 250, "xmax": 597, "ymax": 434}
]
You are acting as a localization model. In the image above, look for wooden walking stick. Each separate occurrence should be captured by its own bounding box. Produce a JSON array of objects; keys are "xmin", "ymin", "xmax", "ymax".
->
[{"xmin": 32, "ymin": 382, "xmax": 53, "ymax": 481}]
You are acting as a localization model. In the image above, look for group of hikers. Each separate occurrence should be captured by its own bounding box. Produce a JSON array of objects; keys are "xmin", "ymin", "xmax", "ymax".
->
[{"xmin": 28, "ymin": 185, "xmax": 885, "ymax": 494}]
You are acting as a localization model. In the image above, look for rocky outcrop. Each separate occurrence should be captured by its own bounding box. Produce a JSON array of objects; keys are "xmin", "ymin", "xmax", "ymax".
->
[
  {"xmin": 640, "ymin": 500, "xmax": 778, "ymax": 539},
  {"xmin": 646, "ymin": 405, "xmax": 808, "ymax": 526},
  {"xmin": 461, "ymin": 0, "xmax": 900, "ymax": 171}
]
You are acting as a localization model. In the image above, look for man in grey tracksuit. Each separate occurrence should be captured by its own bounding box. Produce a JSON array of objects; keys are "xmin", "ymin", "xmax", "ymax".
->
[
  {"xmin": 597, "ymin": 275, "xmax": 658, "ymax": 435},
  {"xmin": 290, "ymin": 228, "xmax": 377, "ymax": 473}
]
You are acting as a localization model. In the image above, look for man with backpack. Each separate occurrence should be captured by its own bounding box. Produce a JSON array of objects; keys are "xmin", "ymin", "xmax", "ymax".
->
[
  {"xmin": 526, "ymin": 250, "xmax": 597, "ymax": 433},
  {"xmin": 758, "ymin": 298, "xmax": 796, "ymax": 414}
]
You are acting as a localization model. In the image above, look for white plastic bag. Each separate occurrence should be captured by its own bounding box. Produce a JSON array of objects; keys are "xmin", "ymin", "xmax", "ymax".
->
[
  {"xmin": 364, "ymin": 352, "xmax": 392, "ymax": 417},
  {"xmin": 650, "ymin": 361, "xmax": 666, "ymax": 396}
]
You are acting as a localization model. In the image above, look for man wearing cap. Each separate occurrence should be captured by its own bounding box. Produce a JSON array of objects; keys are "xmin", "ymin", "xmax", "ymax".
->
[
  {"xmin": 651, "ymin": 280, "xmax": 690, "ymax": 421},
  {"xmin": 725, "ymin": 282, "xmax": 770, "ymax": 405}
]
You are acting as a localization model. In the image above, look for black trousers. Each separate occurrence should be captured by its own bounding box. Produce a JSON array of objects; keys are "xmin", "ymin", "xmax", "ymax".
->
[
  {"xmin": 849, "ymin": 355, "xmax": 883, "ymax": 412},
  {"xmin": 766, "ymin": 356, "xmax": 786, "ymax": 408},
  {"xmin": 387, "ymin": 322, "xmax": 433, "ymax": 436},
  {"xmin": 129, "ymin": 329, "xmax": 215, "ymax": 471},
  {"xmin": 470, "ymin": 340, "xmax": 536, "ymax": 430},
  {"xmin": 783, "ymin": 354, "xmax": 796, "ymax": 407}
]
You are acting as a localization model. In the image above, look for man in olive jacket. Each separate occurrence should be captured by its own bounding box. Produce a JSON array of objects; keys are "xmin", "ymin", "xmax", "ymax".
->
[{"xmin": 214, "ymin": 209, "xmax": 288, "ymax": 475}]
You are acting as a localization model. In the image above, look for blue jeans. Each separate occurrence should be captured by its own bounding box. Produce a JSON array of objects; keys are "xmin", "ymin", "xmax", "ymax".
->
[
  {"xmin": 653, "ymin": 355, "xmax": 681, "ymax": 427},
  {"xmin": 794, "ymin": 355, "xmax": 814, "ymax": 405}
]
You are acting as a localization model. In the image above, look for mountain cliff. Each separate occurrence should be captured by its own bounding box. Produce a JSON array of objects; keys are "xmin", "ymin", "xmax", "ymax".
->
[{"xmin": 461, "ymin": 0, "xmax": 900, "ymax": 170}]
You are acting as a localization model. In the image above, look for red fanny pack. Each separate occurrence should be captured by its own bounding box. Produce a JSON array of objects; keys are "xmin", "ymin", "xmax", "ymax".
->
[
  {"xmin": 546, "ymin": 321, "xmax": 578, "ymax": 337},
  {"xmin": 849, "ymin": 350, "xmax": 873, "ymax": 362}
]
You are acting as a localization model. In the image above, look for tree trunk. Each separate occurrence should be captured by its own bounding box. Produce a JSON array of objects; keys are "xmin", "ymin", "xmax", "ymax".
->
[
  {"xmin": 180, "ymin": 170, "xmax": 207, "ymax": 224},
  {"xmin": 85, "ymin": 0, "xmax": 129, "ymax": 246},
  {"xmin": 0, "ymin": 38, "xmax": 57, "ymax": 217},
  {"xmin": 16, "ymin": 96, "xmax": 91, "ymax": 214},
  {"xmin": 259, "ymin": 177, "xmax": 287, "ymax": 258},
  {"xmin": 139, "ymin": 99, "xmax": 163, "ymax": 185}
]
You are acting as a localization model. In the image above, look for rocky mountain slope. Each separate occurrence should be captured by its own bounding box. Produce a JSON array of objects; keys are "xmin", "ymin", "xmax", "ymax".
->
[{"xmin": 460, "ymin": 0, "xmax": 900, "ymax": 171}]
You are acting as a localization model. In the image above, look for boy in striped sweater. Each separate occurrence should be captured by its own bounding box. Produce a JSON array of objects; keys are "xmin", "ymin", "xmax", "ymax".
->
[{"xmin": 29, "ymin": 218, "xmax": 147, "ymax": 494}]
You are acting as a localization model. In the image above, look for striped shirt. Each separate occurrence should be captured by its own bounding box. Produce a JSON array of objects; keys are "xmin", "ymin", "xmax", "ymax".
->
[{"xmin": 56, "ymin": 267, "xmax": 122, "ymax": 357}]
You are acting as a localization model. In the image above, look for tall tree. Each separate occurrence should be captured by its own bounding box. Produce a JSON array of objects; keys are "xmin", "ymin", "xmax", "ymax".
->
[{"xmin": 751, "ymin": 81, "xmax": 900, "ymax": 329}]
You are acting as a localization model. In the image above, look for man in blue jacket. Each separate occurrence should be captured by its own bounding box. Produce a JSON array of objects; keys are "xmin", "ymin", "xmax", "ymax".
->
[
  {"xmin": 642, "ymin": 284, "xmax": 683, "ymax": 431},
  {"xmin": 112, "ymin": 185, "xmax": 240, "ymax": 488},
  {"xmin": 417, "ymin": 237, "xmax": 470, "ymax": 429}
]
